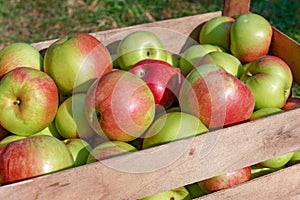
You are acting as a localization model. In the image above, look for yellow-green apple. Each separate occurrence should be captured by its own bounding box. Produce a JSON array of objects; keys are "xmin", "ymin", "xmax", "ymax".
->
[
  {"xmin": 260, "ymin": 152, "xmax": 295, "ymax": 169},
  {"xmin": 250, "ymin": 165, "xmax": 279, "ymax": 179},
  {"xmin": 32, "ymin": 121, "xmax": 62, "ymax": 139},
  {"xmin": 185, "ymin": 183, "xmax": 206, "ymax": 199},
  {"xmin": 199, "ymin": 16, "xmax": 235, "ymax": 52},
  {"xmin": 179, "ymin": 44, "xmax": 224, "ymax": 75},
  {"xmin": 166, "ymin": 52, "xmax": 179, "ymax": 68},
  {"xmin": 55, "ymin": 93, "xmax": 95, "ymax": 140},
  {"xmin": 249, "ymin": 107, "xmax": 284, "ymax": 121},
  {"xmin": 0, "ymin": 135, "xmax": 27, "ymax": 146},
  {"xmin": 117, "ymin": 31, "xmax": 167, "ymax": 70},
  {"xmin": 240, "ymin": 55, "xmax": 293, "ymax": 109},
  {"xmin": 0, "ymin": 42, "xmax": 42, "ymax": 79},
  {"xmin": 44, "ymin": 33, "xmax": 112, "ymax": 95},
  {"xmin": 129, "ymin": 59, "xmax": 182, "ymax": 111},
  {"xmin": 86, "ymin": 140, "xmax": 137, "ymax": 163},
  {"xmin": 0, "ymin": 135, "xmax": 74, "ymax": 184},
  {"xmin": 230, "ymin": 13, "xmax": 273, "ymax": 63},
  {"xmin": 282, "ymin": 97, "xmax": 300, "ymax": 111},
  {"xmin": 85, "ymin": 70, "xmax": 155, "ymax": 142},
  {"xmin": 196, "ymin": 51, "xmax": 243, "ymax": 78},
  {"xmin": 63, "ymin": 138, "xmax": 91, "ymax": 167},
  {"xmin": 198, "ymin": 166, "xmax": 251, "ymax": 194},
  {"xmin": 142, "ymin": 112, "xmax": 208, "ymax": 149},
  {"xmin": 179, "ymin": 64, "xmax": 255, "ymax": 129},
  {"xmin": 0, "ymin": 67, "xmax": 59, "ymax": 136},
  {"xmin": 139, "ymin": 187, "xmax": 191, "ymax": 200},
  {"xmin": 287, "ymin": 150, "xmax": 300, "ymax": 165}
]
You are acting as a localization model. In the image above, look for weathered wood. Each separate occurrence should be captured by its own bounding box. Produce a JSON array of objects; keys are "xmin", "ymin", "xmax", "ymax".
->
[
  {"xmin": 223, "ymin": 0, "xmax": 250, "ymax": 17},
  {"xmin": 197, "ymin": 163, "xmax": 300, "ymax": 200},
  {"xmin": 0, "ymin": 108, "xmax": 299, "ymax": 200}
]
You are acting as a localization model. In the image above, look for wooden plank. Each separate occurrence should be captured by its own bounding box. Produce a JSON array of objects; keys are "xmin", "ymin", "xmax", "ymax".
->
[
  {"xmin": 0, "ymin": 108, "xmax": 299, "ymax": 200},
  {"xmin": 197, "ymin": 163, "xmax": 300, "ymax": 200},
  {"xmin": 223, "ymin": 0, "xmax": 250, "ymax": 17}
]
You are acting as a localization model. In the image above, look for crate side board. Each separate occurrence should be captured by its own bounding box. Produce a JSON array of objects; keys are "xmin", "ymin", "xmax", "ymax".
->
[
  {"xmin": 0, "ymin": 108, "xmax": 299, "ymax": 200},
  {"xmin": 197, "ymin": 163, "xmax": 300, "ymax": 200}
]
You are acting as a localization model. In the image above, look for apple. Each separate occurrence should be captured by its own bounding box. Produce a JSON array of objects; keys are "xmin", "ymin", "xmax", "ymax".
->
[
  {"xmin": 0, "ymin": 42, "xmax": 42, "ymax": 79},
  {"xmin": 63, "ymin": 138, "xmax": 92, "ymax": 167},
  {"xmin": 230, "ymin": 13, "xmax": 273, "ymax": 63},
  {"xmin": 0, "ymin": 135, "xmax": 27, "ymax": 146},
  {"xmin": 196, "ymin": 51, "xmax": 243, "ymax": 78},
  {"xmin": 198, "ymin": 166, "xmax": 252, "ymax": 194},
  {"xmin": 166, "ymin": 52, "xmax": 180, "ymax": 68},
  {"xmin": 240, "ymin": 55, "xmax": 293, "ymax": 109},
  {"xmin": 0, "ymin": 125, "xmax": 9, "ymax": 141},
  {"xmin": 85, "ymin": 70, "xmax": 155, "ymax": 142},
  {"xmin": 185, "ymin": 183, "xmax": 206, "ymax": 198},
  {"xmin": 0, "ymin": 67, "xmax": 59, "ymax": 136},
  {"xmin": 282, "ymin": 97, "xmax": 300, "ymax": 111},
  {"xmin": 117, "ymin": 31, "xmax": 167, "ymax": 70},
  {"xmin": 129, "ymin": 59, "xmax": 182, "ymax": 110},
  {"xmin": 139, "ymin": 186, "xmax": 191, "ymax": 200},
  {"xmin": 0, "ymin": 135, "xmax": 74, "ymax": 184},
  {"xmin": 179, "ymin": 44, "xmax": 224, "ymax": 74},
  {"xmin": 44, "ymin": 33, "xmax": 113, "ymax": 95},
  {"xmin": 199, "ymin": 16, "xmax": 235, "ymax": 52},
  {"xmin": 250, "ymin": 165, "xmax": 279, "ymax": 179},
  {"xmin": 86, "ymin": 140, "xmax": 137, "ymax": 163},
  {"xmin": 142, "ymin": 112, "xmax": 208, "ymax": 149},
  {"xmin": 55, "ymin": 93, "xmax": 95, "ymax": 140},
  {"xmin": 287, "ymin": 150, "xmax": 300, "ymax": 165},
  {"xmin": 260, "ymin": 152, "xmax": 295, "ymax": 169},
  {"xmin": 249, "ymin": 107, "xmax": 284, "ymax": 121},
  {"xmin": 179, "ymin": 64, "xmax": 255, "ymax": 129},
  {"xmin": 32, "ymin": 121, "xmax": 62, "ymax": 139}
]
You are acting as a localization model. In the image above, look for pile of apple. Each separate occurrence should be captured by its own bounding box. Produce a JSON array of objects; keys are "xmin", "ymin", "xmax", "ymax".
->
[{"xmin": 0, "ymin": 11, "xmax": 299, "ymax": 199}]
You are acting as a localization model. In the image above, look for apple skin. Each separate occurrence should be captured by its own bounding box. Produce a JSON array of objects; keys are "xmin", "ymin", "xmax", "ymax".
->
[
  {"xmin": 185, "ymin": 183, "xmax": 206, "ymax": 198},
  {"xmin": 0, "ymin": 67, "xmax": 59, "ymax": 136},
  {"xmin": 196, "ymin": 51, "xmax": 243, "ymax": 78},
  {"xmin": 179, "ymin": 64, "xmax": 255, "ymax": 129},
  {"xmin": 0, "ymin": 42, "xmax": 42, "ymax": 79},
  {"xmin": 179, "ymin": 44, "xmax": 224, "ymax": 75},
  {"xmin": 199, "ymin": 16, "xmax": 235, "ymax": 52},
  {"xmin": 230, "ymin": 13, "xmax": 273, "ymax": 63},
  {"xmin": 287, "ymin": 150, "xmax": 300, "ymax": 165},
  {"xmin": 142, "ymin": 112, "xmax": 208, "ymax": 149},
  {"xmin": 117, "ymin": 31, "xmax": 167, "ymax": 70},
  {"xmin": 139, "ymin": 186, "xmax": 191, "ymax": 200},
  {"xmin": 85, "ymin": 70, "xmax": 155, "ymax": 142},
  {"xmin": 55, "ymin": 93, "xmax": 95, "ymax": 140},
  {"xmin": 166, "ymin": 52, "xmax": 180, "ymax": 68},
  {"xmin": 198, "ymin": 166, "xmax": 252, "ymax": 194},
  {"xmin": 44, "ymin": 33, "xmax": 112, "ymax": 95},
  {"xmin": 249, "ymin": 107, "xmax": 284, "ymax": 121},
  {"xmin": 250, "ymin": 165, "xmax": 279, "ymax": 179},
  {"xmin": 282, "ymin": 97, "xmax": 300, "ymax": 111},
  {"xmin": 260, "ymin": 152, "xmax": 295, "ymax": 169},
  {"xmin": 0, "ymin": 135, "xmax": 74, "ymax": 184},
  {"xmin": 240, "ymin": 55, "xmax": 293, "ymax": 109},
  {"xmin": 63, "ymin": 138, "xmax": 92, "ymax": 167},
  {"xmin": 129, "ymin": 59, "xmax": 182, "ymax": 110},
  {"xmin": 0, "ymin": 135, "xmax": 27, "ymax": 147}
]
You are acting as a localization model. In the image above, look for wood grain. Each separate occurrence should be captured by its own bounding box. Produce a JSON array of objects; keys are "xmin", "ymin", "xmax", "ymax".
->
[{"xmin": 223, "ymin": 0, "xmax": 251, "ymax": 17}]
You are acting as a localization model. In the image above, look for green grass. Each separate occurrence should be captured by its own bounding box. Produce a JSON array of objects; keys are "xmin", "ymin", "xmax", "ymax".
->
[{"xmin": 0, "ymin": 0, "xmax": 299, "ymax": 49}]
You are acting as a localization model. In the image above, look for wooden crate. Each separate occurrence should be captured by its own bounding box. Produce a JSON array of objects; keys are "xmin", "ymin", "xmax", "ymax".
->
[{"xmin": 1, "ymin": 0, "xmax": 299, "ymax": 199}]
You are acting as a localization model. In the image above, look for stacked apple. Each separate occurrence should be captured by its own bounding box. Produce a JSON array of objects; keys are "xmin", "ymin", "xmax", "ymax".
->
[{"xmin": 0, "ymin": 12, "xmax": 298, "ymax": 200}]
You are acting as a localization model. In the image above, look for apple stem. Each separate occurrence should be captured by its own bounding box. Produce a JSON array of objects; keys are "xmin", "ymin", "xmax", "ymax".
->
[{"xmin": 13, "ymin": 99, "xmax": 21, "ymax": 105}]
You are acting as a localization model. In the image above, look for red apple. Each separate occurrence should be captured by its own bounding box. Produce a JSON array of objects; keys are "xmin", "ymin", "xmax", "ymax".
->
[
  {"xmin": 85, "ymin": 70, "xmax": 155, "ymax": 142},
  {"xmin": 198, "ymin": 166, "xmax": 252, "ymax": 194},
  {"xmin": 44, "ymin": 33, "xmax": 113, "ymax": 95},
  {"xmin": 282, "ymin": 97, "xmax": 300, "ymax": 111},
  {"xmin": 0, "ymin": 67, "xmax": 59, "ymax": 136},
  {"xmin": 129, "ymin": 59, "xmax": 182, "ymax": 110},
  {"xmin": 179, "ymin": 64, "xmax": 255, "ymax": 129},
  {"xmin": 0, "ymin": 135, "xmax": 74, "ymax": 184}
]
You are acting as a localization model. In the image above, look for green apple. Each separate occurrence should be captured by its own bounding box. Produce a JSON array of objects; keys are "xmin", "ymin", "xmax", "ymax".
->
[
  {"xmin": 199, "ymin": 16, "xmax": 235, "ymax": 52},
  {"xmin": 260, "ymin": 152, "xmax": 295, "ymax": 169},
  {"xmin": 32, "ymin": 121, "xmax": 62, "ymax": 139},
  {"xmin": 0, "ymin": 42, "xmax": 42, "ymax": 79},
  {"xmin": 185, "ymin": 183, "xmax": 206, "ymax": 198},
  {"xmin": 55, "ymin": 93, "xmax": 95, "ymax": 140},
  {"xmin": 63, "ymin": 138, "xmax": 92, "ymax": 167},
  {"xmin": 0, "ymin": 67, "xmax": 59, "ymax": 136},
  {"xmin": 142, "ymin": 112, "xmax": 208, "ymax": 149},
  {"xmin": 179, "ymin": 44, "xmax": 224, "ymax": 74},
  {"xmin": 250, "ymin": 165, "xmax": 279, "ymax": 179},
  {"xmin": 166, "ymin": 52, "xmax": 179, "ymax": 68},
  {"xmin": 44, "ymin": 33, "xmax": 113, "ymax": 95},
  {"xmin": 230, "ymin": 13, "xmax": 273, "ymax": 63},
  {"xmin": 288, "ymin": 150, "xmax": 300, "ymax": 165},
  {"xmin": 240, "ymin": 55, "xmax": 293, "ymax": 109},
  {"xmin": 86, "ymin": 141, "xmax": 137, "ymax": 163},
  {"xmin": 139, "ymin": 186, "xmax": 191, "ymax": 200},
  {"xmin": 0, "ymin": 135, "xmax": 27, "ymax": 146},
  {"xmin": 197, "ymin": 51, "xmax": 243, "ymax": 77},
  {"xmin": 249, "ymin": 107, "xmax": 284, "ymax": 121},
  {"xmin": 117, "ymin": 30, "xmax": 167, "ymax": 70}
]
